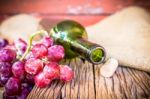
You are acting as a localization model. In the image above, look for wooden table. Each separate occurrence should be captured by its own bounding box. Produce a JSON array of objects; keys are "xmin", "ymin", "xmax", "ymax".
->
[{"xmin": 28, "ymin": 58, "xmax": 150, "ymax": 99}]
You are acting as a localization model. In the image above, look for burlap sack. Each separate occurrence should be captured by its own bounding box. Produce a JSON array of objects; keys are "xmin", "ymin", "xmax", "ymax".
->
[
  {"xmin": 0, "ymin": 14, "xmax": 41, "ymax": 42},
  {"xmin": 87, "ymin": 6, "xmax": 150, "ymax": 72}
]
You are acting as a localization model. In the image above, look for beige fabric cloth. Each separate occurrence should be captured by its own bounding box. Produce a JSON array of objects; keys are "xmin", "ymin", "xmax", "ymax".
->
[
  {"xmin": 86, "ymin": 6, "xmax": 150, "ymax": 72},
  {"xmin": 0, "ymin": 14, "xmax": 41, "ymax": 42}
]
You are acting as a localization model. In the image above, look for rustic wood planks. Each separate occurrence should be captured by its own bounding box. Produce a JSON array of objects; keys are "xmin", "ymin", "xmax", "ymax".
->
[{"xmin": 28, "ymin": 58, "xmax": 150, "ymax": 99}]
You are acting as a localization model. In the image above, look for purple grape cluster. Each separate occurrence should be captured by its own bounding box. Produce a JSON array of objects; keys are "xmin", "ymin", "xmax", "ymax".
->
[
  {"xmin": 0, "ymin": 38, "xmax": 32, "ymax": 99},
  {"xmin": 0, "ymin": 36, "xmax": 74, "ymax": 99}
]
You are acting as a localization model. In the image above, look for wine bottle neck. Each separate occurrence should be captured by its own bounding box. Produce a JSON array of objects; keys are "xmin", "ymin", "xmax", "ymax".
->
[{"xmin": 70, "ymin": 38, "xmax": 106, "ymax": 64}]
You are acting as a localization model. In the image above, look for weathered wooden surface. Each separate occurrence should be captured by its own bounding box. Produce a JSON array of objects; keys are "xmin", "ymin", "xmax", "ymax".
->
[{"xmin": 28, "ymin": 58, "xmax": 150, "ymax": 99}]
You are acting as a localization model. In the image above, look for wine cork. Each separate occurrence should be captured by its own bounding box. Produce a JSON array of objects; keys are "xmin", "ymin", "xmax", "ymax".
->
[{"xmin": 100, "ymin": 58, "xmax": 119, "ymax": 77}]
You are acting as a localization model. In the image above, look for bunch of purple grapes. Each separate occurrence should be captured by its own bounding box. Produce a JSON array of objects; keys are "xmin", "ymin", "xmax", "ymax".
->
[{"xmin": 0, "ymin": 36, "xmax": 74, "ymax": 99}]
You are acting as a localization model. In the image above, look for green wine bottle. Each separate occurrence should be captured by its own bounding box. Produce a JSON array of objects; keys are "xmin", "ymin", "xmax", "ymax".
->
[{"xmin": 50, "ymin": 20, "xmax": 106, "ymax": 64}]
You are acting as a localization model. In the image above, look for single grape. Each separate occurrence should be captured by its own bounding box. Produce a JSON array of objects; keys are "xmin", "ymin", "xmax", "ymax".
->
[
  {"xmin": 5, "ymin": 77, "xmax": 21, "ymax": 96},
  {"xmin": 0, "ymin": 61, "xmax": 12, "ymax": 77},
  {"xmin": 47, "ymin": 45, "xmax": 65, "ymax": 62},
  {"xmin": 21, "ymin": 83, "xmax": 33, "ymax": 92},
  {"xmin": 14, "ymin": 38, "xmax": 27, "ymax": 55},
  {"xmin": 41, "ymin": 36, "xmax": 53, "ymax": 47},
  {"xmin": 31, "ymin": 44, "xmax": 48, "ymax": 58},
  {"xmin": 25, "ymin": 58, "xmax": 43, "ymax": 75},
  {"xmin": 43, "ymin": 62, "xmax": 60, "ymax": 79},
  {"xmin": 34, "ymin": 72, "xmax": 51, "ymax": 88},
  {"xmin": 16, "ymin": 83, "xmax": 32, "ymax": 99},
  {"xmin": 3, "ymin": 92, "xmax": 17, "ymax": 99},
  {"xmin": 0, "ymin": 38, "xmax": 8, "ymax": 49},
  {"xmin": 25, "ymin": 73, "xmax": 35, "ymax": 85},
  {"xmin": 12, "ymin": 61, "xmax": 25, "ymax": 79},
  {"xmin": 60, "ymin": 65, "xmax": 74, "ymax": 82},
  {"xmin": 0, "ymin": 49, "xmax": 16, "ymax": 62},
  {"xmin": 0, "ymin": 75, "xmax": 10, "ymax": 86},
  {"xmin": 16, "ymin": 87, "xmax": 30, "ymax": 99}
]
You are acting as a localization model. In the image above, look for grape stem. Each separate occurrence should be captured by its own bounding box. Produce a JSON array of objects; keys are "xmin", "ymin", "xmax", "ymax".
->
[{"xmin": 20, "ymin": 30, "xmax": 48, "ymax": 61}]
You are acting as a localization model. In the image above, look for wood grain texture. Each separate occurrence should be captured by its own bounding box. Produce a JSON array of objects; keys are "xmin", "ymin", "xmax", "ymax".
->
[{"xmin": 28, "ymin": 58, "xmax": 150, "ymax": 99}]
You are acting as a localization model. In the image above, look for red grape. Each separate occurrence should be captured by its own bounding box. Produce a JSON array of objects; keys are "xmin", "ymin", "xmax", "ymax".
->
[
  {"xmin": 16, "ymin": 88, "xmax": 29, "ymax": 99},
  {"xmin": 25, "ymin": 58, "xmax": 43, "ymax": 75},
  {"xmin": 0, "ymin": 49, "xmax": 16, "ymax": 62},
  {"xmin": 41, "ymin": 36, "xmax": 53, "ymax": 47},
  {"xmin": 60, "ymin": 65, "xmax": 74, "ymax": 82},
  {"xmin": 31, "ymin": 44, "xmax": 48, "ymax": 58},
  {"xmin": 14, "ymin": 38, "xmax": 27, "ymax": 55},
  {"xmin": 0, "ymin": 61, "xmax": 12, "ymax": 77},
  {"xmin": 47, "ymin": 45, "xmax": 65, "ymax": 62},
  {"xmin": 43, "ymin": 62, "xmax": 60, "ymax": 79},
  {"xmin": 5, "ymin": 77, "xmax": 21, "ymax": 96},
  {"xmin": 25, "ymin": 74, "xmax": 35, "ymax": 85},
  {"xmin": 12, "ymin": 61, "xmax": 25, "ymax": 79},
  {"xmin": 16, "ymin": 83, "xmax": 32, "ymax": 99},
  {"xmin": 0, "ymin": 38, "xmax": 8, "ymax": 49},
  {"xmin": 21, "ymin": 83, "xmax": 33, "ymax": 92},
  {"xmin": 34, "ymin": 72, "xmax": 51, "ymax": 88},
  {"xmin": 0, "ymin": 75, "xmax": 10, "ymax": 86}
]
